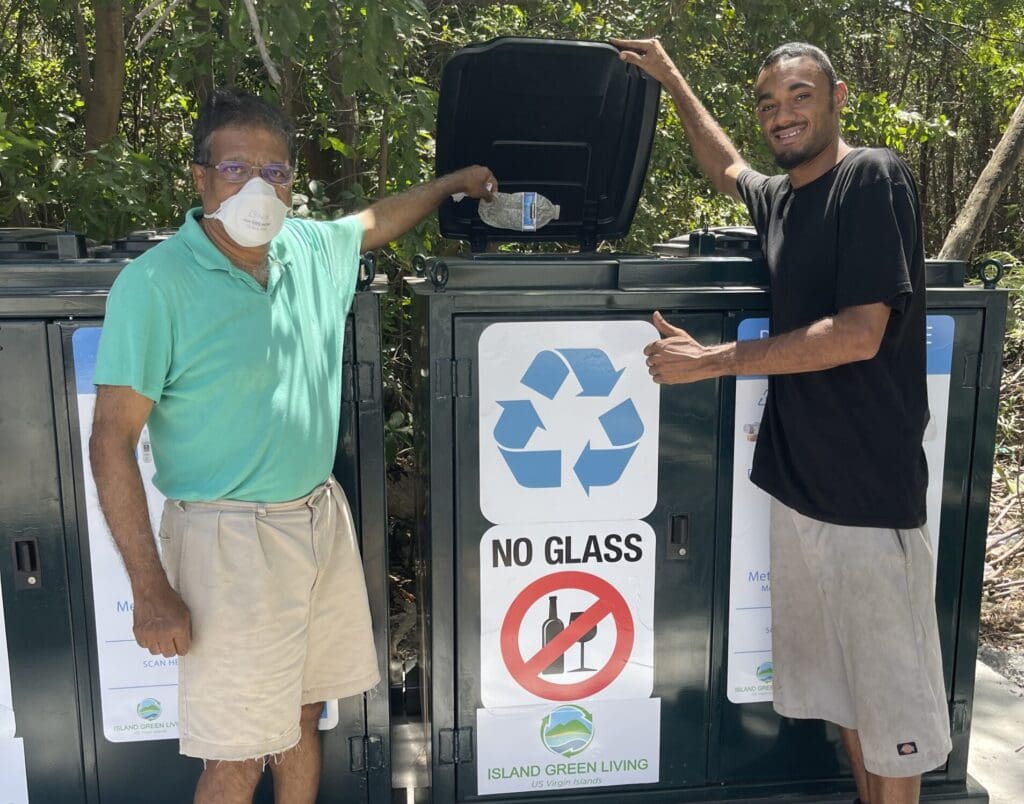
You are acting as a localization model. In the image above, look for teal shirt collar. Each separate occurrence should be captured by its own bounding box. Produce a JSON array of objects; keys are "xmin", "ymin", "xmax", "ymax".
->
[{"xmin": 180, "ymin": 206, "xmax": 286, "ymax": 292}]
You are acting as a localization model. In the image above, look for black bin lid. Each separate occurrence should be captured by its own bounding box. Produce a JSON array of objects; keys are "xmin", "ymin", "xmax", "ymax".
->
[{"xmin": 436, "ymin": 37, "xmax": 660, "ymax": 250}]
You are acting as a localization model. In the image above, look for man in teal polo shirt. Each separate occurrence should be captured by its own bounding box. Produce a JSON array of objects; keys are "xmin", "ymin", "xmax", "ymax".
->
[{"xmin": 89, "ymin": 87, "xmax": 496, "ymax": 804}]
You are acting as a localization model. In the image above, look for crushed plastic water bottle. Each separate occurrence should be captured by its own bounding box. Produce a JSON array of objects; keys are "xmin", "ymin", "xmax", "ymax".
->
[{"xmin": 478, "ymin": 191, "xmax": 560, "ymax": 232}]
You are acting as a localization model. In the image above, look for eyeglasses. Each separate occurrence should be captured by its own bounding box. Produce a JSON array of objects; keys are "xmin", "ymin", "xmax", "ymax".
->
[{"xmin": 201, "ymin": 160, "xmax": 295, "ymax": 186}]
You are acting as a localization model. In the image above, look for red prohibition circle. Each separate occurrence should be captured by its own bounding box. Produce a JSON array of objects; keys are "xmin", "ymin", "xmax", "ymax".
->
[{"xmin": 499, "ymin": 570, "xmax": 634, "ymax": 701}]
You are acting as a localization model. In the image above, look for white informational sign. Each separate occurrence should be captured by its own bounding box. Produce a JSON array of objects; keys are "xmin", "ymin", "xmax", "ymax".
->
[
  {"xmin": 480, "ymin": 522, "xmax": 655, "ymax": 708},
  {"xmin": 477, "ymin": 698, "xmax": 660, "ymax": 796},
  {"xmin": 478, "ymin": 321, "xmax": 660, "ymax": 524},
  {"xmin": 73, "ymin": 327, "xmax": 178, "ymax": 742},
  {"xmin": 72, "ymin": 328, "xmax": 340, "ymax": 741},
  {"xmin": 1, "ymin": 546, "xmax": 29, "ymax": 803},
  {"xmin": 0, "ymin": 737, "xmax": 29, "ymax": 804},
  {"xmin": 726, "ymin": 316, "xmax": 956, "ymax": 704}
]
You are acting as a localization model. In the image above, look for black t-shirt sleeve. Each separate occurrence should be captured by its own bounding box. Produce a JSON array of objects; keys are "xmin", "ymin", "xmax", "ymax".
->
[
  {"xmin": 835, "ymin": 177, "xmax": 917, "ymax": 314},
  {"xmin": 736, "ymin": 168, "xmax": 772, "ymax": 231}
]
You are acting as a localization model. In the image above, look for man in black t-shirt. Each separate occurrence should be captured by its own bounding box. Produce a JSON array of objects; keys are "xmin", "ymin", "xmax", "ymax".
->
[{"xmin": 612, "ymin": 38, "xmax": 950, "ymax": 803}]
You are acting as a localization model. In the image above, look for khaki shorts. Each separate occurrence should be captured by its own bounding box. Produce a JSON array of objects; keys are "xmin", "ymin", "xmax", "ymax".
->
[
  {"xmin": 158, "ymin": 477, "xmax": 380, "ymax": 761},
  {"xmin": 769, "ymin": 497, "xmax": 952, "ymax": 777}
]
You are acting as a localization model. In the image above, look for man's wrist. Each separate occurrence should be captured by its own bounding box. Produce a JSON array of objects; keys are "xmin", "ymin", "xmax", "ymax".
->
[
  {"xmin": 704, "ymin": 341, "xmax": 739, "ymax": 377},
  {"xmin": 128, "ymin": 560, "xmax": 169, "ymax": 596}
]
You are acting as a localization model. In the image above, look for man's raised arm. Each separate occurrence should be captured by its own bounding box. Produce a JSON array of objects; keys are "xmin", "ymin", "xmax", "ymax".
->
[{"xmin": 611, "ymin": 37, "xmax": 748, "ymax": 201}]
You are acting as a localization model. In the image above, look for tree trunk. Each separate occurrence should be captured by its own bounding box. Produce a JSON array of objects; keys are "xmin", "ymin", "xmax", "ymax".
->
[
  {"xmin": 939, "ymin": 92, "xmax": 1024, "ymax": 261},
  {"xmin": 84, "ymin": 0, "xmax": 125, "ymax": 152}
]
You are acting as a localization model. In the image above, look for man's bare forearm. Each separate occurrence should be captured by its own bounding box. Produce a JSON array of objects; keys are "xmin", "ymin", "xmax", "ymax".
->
[
  {"xmin": 645, "ymin": 304, "xmax": 889, "ymax": 385},
  {"xmin": 90, "ymin": 435, "xmax": 166, "ymax": 592},
  {"xmin": 359, "ymin": 165, "xmax": 496, "ymax": 251},
  {"xmin": 613, "ymin": 38, "xmax": 747, "ymax": 199},
  {"xmin": 706, "ymin": 316, "xmax": 878, "ymax": 377},
  {"xmin": 661, "ymin": 73, "xmax": 747, "ymax": 199},
  {"xmin": 362, "ymin": 174, "xmax": 461, "ymax": 249}
]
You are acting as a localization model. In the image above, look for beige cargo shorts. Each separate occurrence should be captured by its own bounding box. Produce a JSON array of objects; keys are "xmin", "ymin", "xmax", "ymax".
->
[
  {"xmin": 769, "ymin": 497, "xmax": 952, "ymax": 778},
  {"xmin": 158, "ymin": 477, "xmax": 380, "ymax": 761}
]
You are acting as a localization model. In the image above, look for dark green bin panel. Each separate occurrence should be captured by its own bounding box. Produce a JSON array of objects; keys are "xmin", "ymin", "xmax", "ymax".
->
[
  {"xmin": 409, "ymin": 260, "xmax": 1006, "ymax": 804},
  {"xmin": 0, "ymin": 321, "xmax": 88, "ymax": 803},
  {"xmin": 0, "ymin": 263, "xmax": 390, "ymax": 804}
]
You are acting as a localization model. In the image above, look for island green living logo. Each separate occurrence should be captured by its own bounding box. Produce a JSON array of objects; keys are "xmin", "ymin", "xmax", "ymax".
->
[
  {"xmin": 136, "ymin": 698, "xmax": 162, "ymax": 721},
  {"xmin": 540, "ymin": 704, "xmax": 594, "ymax": 758}
]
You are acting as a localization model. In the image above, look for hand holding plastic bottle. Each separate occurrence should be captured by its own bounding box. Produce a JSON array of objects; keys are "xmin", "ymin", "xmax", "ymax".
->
[{"xmin": 449, "ymin": 165, "xmax": 499, "ymax": 203}]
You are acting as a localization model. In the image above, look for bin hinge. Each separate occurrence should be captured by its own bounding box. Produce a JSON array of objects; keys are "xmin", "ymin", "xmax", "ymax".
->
[
  {"xmin": 434, "ymin": 358, "xmax": 473, "ymax": 399},
  {"xmin": 950, "ymin": 699, "xmax": 969, "ymax": 735},
  {"xmin": 348, "ymin": 734, "xmax": 386, "ymax": 772},
  {"xmin": 961, "ymin": 353, "xmax": 980, "ymax": 389},
  {"xmin": 355, "ymin": 361, "xmax": 378, "ymax": 403},
  {"xmin": 438, "ymin": 727, "xmax": 474, "ymax": 765},
  {"xmin": 344, "ymin": 361, "xmax": 379, "ymax": 403},
  {"xmin": 961, "ymin": 352, "xmax": 1001, "ymax": 390},
  {"xmin": 980, "ymin": 351, "xmax": 1001, "ymax": 390}
]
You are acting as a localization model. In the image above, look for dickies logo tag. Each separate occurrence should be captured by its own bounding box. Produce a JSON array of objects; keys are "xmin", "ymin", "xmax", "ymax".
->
[{"xmin": 897, "ymin": 741, "xmax": 918, "ymax": 756}]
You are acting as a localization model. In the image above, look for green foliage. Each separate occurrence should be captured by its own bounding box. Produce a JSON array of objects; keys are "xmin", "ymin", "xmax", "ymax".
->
[{"xmin": 2, "ymin": 1, "xmax": 1023, "ymax": 411}]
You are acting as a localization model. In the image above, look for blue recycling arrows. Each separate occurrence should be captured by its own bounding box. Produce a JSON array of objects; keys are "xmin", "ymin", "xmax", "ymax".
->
[
  {"xmin": 521, "ymin": 351, "xmax": 570, "ymax": 399},
  {"xmin": 498, "ymin": 449, "xmax": 562, "ymax": 488},
  {"xmin": 494, "ymin": 400, "xmax": 545, "ymax": 449},
  {"xmin": 573, "ymin": 442, "xmax": 638, "ymax": 494},
  {"xmin": 598, "ymin": 399, "xmax": 644, "ymax": 446},
  {"xmin": 495, "ymin": 346, "xmax": 643, "ymax": 494},
  {"xmin": 556, "ymin": 349, "xmax": 624, "ymax": 397}
]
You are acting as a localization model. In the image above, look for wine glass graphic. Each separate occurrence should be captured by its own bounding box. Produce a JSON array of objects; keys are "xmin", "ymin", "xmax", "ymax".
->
[{"xmin": 568, "ymin": 611, "xmax": 597, "ymax": 672}]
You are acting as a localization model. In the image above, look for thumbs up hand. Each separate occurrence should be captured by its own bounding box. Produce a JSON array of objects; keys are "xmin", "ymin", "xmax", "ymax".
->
[{"xmin": 643, "ymin": 311, "xmax": 718, "ymax": 385}]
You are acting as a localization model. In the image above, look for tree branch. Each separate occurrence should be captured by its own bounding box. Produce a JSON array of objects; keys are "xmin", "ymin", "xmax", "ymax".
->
[
  {"xmin": 242, "ymin": 0, "xmax": 281, "ymax": 88},
  {"xmin": 136, "ymin": 0, "xmax": 184, "ymax": 52}
]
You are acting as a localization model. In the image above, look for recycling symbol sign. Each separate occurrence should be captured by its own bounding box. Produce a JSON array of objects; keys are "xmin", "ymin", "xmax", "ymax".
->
[
  {"xmin": 478, "ymin": 321, "xmax": 660, "ymax": 524},
  {"xmin": 494, "ymin": 349, "xmax": 645, "ymax": 494}
]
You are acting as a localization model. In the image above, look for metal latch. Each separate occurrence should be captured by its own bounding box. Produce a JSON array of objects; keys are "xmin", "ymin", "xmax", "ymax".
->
[
  {"xmin": 12, "ymin": 536, "xmax": 42, "ymax": 590},
  {"xmin": 667, "ymin": 515, "xmax": 690, "ymax": 560},
  {"xmin": 348, "ymin": 734, "xmax": 386, "ymax": 772},
  {"xmin": 438, "ymin": 727, "xmax": 474, "ymax": 765}
]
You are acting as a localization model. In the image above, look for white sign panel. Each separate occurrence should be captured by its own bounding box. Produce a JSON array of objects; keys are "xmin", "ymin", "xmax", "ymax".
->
[
  {"xmin": 0, "ymin": 737, "xmax": 29, "ymax": 804},
  {"xmin": 477, "ymin": 698, "xmax": 660, "ymax": 795},
  {"xmin": 1, "ymin": 542, "xmax": 29, "ymax": 803},
  {"xmin": 480, "ymin": 521, "xmax": 655, "ymax": 708},
  {"xmin": 72, "ymin": 327, "xmax": 340, "ymax": 740},
  {"xmin": 726, "ymin": 316, "xmax": 956, "ymax": 703},
  {"xmin": 73, "ymin": 327, "xmax": 179, "ymax": 742},
  {"xmin": 478, "ymin": 321, "xmax": 660, "ymax": 524}
]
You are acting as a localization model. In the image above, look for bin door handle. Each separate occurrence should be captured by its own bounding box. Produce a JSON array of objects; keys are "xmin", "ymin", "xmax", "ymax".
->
[
  {"xmin": 667, "ymin": 515, "xmax": 689, "ymax": 561},
  {"xmin": 12, "ymin": 536, "xmax": 42, "ymax": 590}
]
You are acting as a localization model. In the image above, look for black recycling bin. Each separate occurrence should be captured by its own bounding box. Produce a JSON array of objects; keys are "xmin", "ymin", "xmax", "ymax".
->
[
  {"xmin": 406, "ymin": 37, "xmax": 1006, "ymax": 804},
  {"xmin": 0, "ymin": 238, "xmax": 392, "ymax": 803}
]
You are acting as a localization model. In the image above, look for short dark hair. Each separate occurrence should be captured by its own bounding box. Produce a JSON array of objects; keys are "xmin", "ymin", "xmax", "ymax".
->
[
  {"xmin": 758, "ymin": 43, "xmax": 838, "ymax": 90},
  {"xmin": 192, "ymin": 87, "xmax": 296, "ymax": 165}
]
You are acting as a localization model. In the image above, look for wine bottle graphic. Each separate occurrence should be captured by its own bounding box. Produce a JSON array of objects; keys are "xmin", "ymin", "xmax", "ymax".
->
[{"xmin": 541, "ymin": 595, "xmax": 565, "ymax": 675}]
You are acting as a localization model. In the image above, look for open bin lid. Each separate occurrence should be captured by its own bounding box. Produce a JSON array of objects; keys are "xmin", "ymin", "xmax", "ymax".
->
[{"xmin": 436, "ymin": 37, "xmax": 660, "ymax": 251}]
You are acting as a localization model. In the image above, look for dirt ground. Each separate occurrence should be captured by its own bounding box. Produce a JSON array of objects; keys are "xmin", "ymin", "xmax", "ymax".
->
[{"xmin": 980, "ymin": 464, "xmax": 1024, "ymax": 689}]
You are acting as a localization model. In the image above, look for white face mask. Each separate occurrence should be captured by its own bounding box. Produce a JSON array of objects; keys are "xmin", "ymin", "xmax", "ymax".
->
[{"xmin": 204, "ymin": 177, "xmax": 290, "ymax": 248}]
